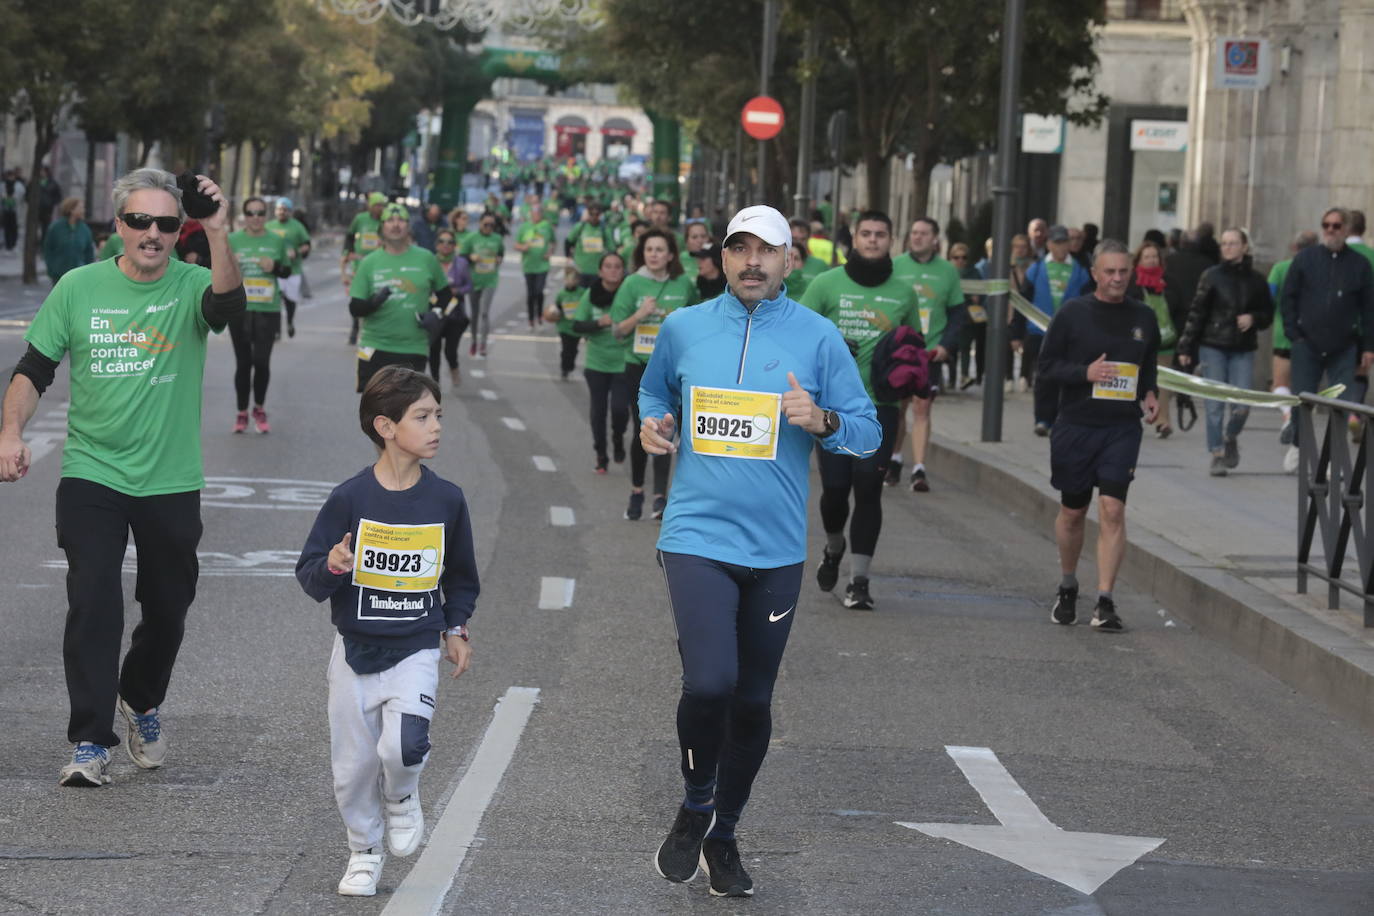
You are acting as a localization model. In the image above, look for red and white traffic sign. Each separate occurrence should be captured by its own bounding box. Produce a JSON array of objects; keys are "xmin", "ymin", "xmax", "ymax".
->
[{"xmin": 741, "ymin": 96, "xmax": 785, "ymax": 140}]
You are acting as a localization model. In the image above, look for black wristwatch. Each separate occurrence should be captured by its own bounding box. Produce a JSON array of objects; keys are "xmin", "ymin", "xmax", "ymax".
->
[{"xmin": 816, "ymin": 408, "xmax": 841, "ymax": 438}]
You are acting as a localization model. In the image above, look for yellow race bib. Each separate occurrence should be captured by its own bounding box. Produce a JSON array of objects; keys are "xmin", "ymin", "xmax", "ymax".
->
[
  {"xmin": 352, "ymin": 519, "xmax": 445, "ymax": 595},
  {"xmin": 359, "ymin": 231, "xmax": 380, "ymax": 252},
  {"xmin": 918, "ymin": 307, "xmax": 932, "ymax": 335},
  {"xmin": 690, "ymin": 386, "xmax": 781, "ymax": 460},
  {"xmin": 581, "ymin": 235, "xmax": 604, "ymax": 253},
  {"xmin": 475, "ymin": 253, "xmax": 498, "ymax": 274},
  {"xmin": 1092, "ymin": 362, "xmax": 1140, "ymax": 400},
  {"xmin": 633, "ymin": 323, "xmax": 660, "ymax": 355},
  {"xmin": 243, "ymin": 277, "xmax": 274, "ymax": 303},
  {"xmin": 967, "ymin": 304, "xmax": 987, "ymax": 323}
]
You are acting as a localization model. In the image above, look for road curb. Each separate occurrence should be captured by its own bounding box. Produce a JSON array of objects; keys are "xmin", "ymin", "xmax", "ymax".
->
[{"xmin": 931, "ymin": 434, "xmax": 1374, "ymax": 735}]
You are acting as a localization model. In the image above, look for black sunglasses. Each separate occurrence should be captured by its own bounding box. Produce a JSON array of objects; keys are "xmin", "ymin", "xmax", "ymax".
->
[
  {"xmin": 244, "ymin": 209, "xmax": 267, "ymax": 217},
  {"xmin": 437, "ymin": 237, "xmax": 456, "ymax": 244},
  {"xmin": 121, "ymin": 212, "xmax": 182, "ymax": 233},
  {"xmin": 1323, "ymin": 221, "xmax": 1344, "ymax": 230}
]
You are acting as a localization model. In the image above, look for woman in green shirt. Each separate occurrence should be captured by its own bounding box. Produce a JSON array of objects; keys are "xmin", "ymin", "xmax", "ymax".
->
[
  {"xmin": 570, "ymin": 252, "xmax": 629, "ymax": 472},
  {"xmin": 611, "ymin": 229, "xmax": 696, "ymax": 521}
]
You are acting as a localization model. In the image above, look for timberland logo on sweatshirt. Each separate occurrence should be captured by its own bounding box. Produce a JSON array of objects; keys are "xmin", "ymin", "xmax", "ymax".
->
[{"xmin": 368, "ymin": 594, "xmax": 427, "ymax": 612}]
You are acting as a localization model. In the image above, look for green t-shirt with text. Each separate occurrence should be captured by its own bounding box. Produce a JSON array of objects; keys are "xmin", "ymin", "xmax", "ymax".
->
[
  {"xmin": 347, "ymin": 212, "xmax": 382, "ymax": 255},
  {"xmin": 891, "ymin": 253, "xmax": 965, "ymax": 347},
  {"xmin": 25, "ymin": 259, "xmax": 217, "ymax": 496},
  {"xmin": 610, "ymin": 272, "xmax": 697, "ymax": 366},
  {"xmin": 349, "ymin": 245, "xmax": 451, "ymax": 356},
  {"xmin": 517, "ymin": 220, "xmax": 556, "ymax": 274},
  {"xmin": 568, "ymin": 222, "xmax": 612, "ymax": 275},
  {"xmin": 573, "ymin": 290, "xmax": 625, "ymax": 373},
  {"xmin": 229, "ymin": 230, "xmax": 288, "ymax": 313},
  {"xmin": 800, "ymin": 265, "xmax": 920, "ymax": 406},
  {"xmin": 460, "ymin": 232, "xmax": 504, "ymax": 290},
  {"xmin": 555, "ymin": 284, "xmax": 582, "ymax": 335}
]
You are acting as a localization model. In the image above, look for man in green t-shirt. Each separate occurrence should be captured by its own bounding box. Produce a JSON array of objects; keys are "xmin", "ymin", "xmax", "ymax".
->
[
  {"xmin": 515, "ymin": 202, "xmax": 556, "ymax": 330},
  {"xmin": 0, "ymin": 167, "xmax": 246, "ymax": 788},
  {"xmin": 343, "ymin": 192, "xmax": 386, "ymax": 344},
  {"xmin": 889, "ymin": 217, "xmax": 966, "ymax": 493},
  {"xmin": 567, "ymin": 202, "xmax": 613, "ymax": 286},
  {"xmin": 800, "ymin": 210, "xmax": 921, "ymax": 611},
  {"xmin": 349, "ymin": 203, "xmax": 454, "ymax": 392},
  {"xmin": 459, "ymin": 212, "xmax": 505, "ymax": 358},
  {"xmin": 228, "ymin": 197, "xmax": 291, "ymax": 433},
  {"xmin": 266, "ymin": 196, "xmax": 311, "ymax": 338}
]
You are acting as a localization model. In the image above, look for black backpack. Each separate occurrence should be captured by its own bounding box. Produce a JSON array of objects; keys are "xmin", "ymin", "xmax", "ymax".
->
[{"xmin": 869, "ymin": 325, "xmax": 933, "ymax": 402}]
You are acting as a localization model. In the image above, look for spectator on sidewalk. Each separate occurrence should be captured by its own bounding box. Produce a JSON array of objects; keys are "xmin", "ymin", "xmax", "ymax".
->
[
  {"xmin": 1028, "ymin": 218, "xmax": 1049, "ymax": 259},
  {"xmin": 1164, "ymin": 223, "xmax": 1219, "ymax": 325},
  {"xmin": 1, "ymin": 169, "xmax": 23, "ymax": 251},
  {"xmin": 35, "ymin": 166, "xmax": 63, "ymax": 244},
  {"xmin": 1068, "ymin": 226, "xmax": 1089, "ymax": 269},
  {"xmin": 1279, "ymin": 207, "xmax": 1374, "ymax": 471},
  {"xmin": 1015, "ymin": 224, "xmax": 1090, "ymax": 433},
  {"xmin": 1127, "ymin": 239, "xmax": 1182, "ymax": 438},
  {"xmin": 42, "ymin": 197, "xmax": 95, "ymax": 284},
  {"xmin": 1176, "ymin": 228, "xmax": 1274, "ymax": 476},
  {"xmin": 1267, "ymin": 230, "xmax": 1320, "ymax": 446}
]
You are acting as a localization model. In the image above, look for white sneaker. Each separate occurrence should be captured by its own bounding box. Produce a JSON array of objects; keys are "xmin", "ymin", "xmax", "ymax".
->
[
  {"xmin": 118, "ymin": 697, "xmax": 167, "ymax": 769},
  {"xmin": 385, "ymin": 792, "xmax": 424, "ymax": 857},
  {"xmin": 58, "ymin": 742, "xmax": 111, "ymax": 787},
  {"xmin": 1283, "ymin": 445, "xmax": 1299, "ymax": 474},
  {"xmin": 337, "ymin": 848, "xmax": 384, "ymax": 896}
]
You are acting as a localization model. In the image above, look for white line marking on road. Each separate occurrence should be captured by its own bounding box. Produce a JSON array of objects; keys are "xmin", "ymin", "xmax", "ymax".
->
[
  {"xmin": 501, "ymin": 417, "xmax": 526, "ymax": 431},
  {"xmin": 538, "ymin": 576, "xmax": 575, "ymax": 609},
  {"xmin": 532, "ymin": 455, "xmax": 556, "ymax": 472},
  {"xmin": 469, "ymin": 369, "xmax": 486, "ymax": 378},
  {"xmin": 897, "ymin": 746, "xmax": 1164, "ymax": 895},
  {"xmin": 480, "ymin": 389, "xmax": 498, "ymax": 401},
  {"xmin": 381, "ymin": 686, "xmax": 541, "ymax": 916},
  {"xmin": 549, "ymin": 506, "xmax": 575, "ymax": 527}
]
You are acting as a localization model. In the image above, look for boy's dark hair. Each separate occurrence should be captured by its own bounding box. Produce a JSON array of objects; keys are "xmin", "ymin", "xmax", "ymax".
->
[{"xmin": 360, "ymin": 366, "xmax": 441, "ymax": 449}]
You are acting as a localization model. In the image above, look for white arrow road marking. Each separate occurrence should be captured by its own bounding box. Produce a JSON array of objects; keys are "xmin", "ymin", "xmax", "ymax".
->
[
  {"xmin": 896, "ymin": 746, "xmax": 1164, "ymax": 895},
  {"xmin": 382, "ymin": 687, "xmax": 540, "ymax": 916},
  {"xmin": 538, "ymin": 576, "xmax": 575, "ymax": 609}
]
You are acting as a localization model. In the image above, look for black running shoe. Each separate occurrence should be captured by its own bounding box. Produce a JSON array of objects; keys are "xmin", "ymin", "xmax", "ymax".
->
[
  {"xmin": 816, "ymin": 545, "xmax": 844, "ymax": 592},
  {"xmin": 1090, "ymin": 596, "xmax": 1125, "ymax": 633},
  {"xmin": 625, "ymin": 491, "xmax": 644, "ymax": 521},
  {"xmin": 1050, "ymin": 586, "xmax": 1078, "ymax": 625},
  {"xmin": 1279, "ymin": 417, "xmax": 1295, "ymax": 445},
  {"xmin": 842, "ymin": 576, "xmax": 874, "ymax": 610},
  {"xmin": 700, "ymin": 836, "xmax": 754, "ymax": 897},
  {"xmin": 654, "ymin": 806, "xmax": 713, "ymax": 883},
  {"xmin": 613, "ymin": 437, "xmax": 626, "ymax": 464},
  {"xmin": 651, "ymin": 494, "xmax": 666, "ymax": 520},
  {"xmin": 1223, "ymin": 437, "xmax": 1239, "ymax": 469},
  {"xmin": 884, "ymin": 458, "xmax": 902, "ymax": 487},
  {"xmin": 910, "ymin": 468, "xmax": 930, "ymax": 492}
]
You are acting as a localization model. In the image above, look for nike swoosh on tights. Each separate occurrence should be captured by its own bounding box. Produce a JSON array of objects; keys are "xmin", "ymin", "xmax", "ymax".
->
[{"xmin": 768, "ymin": 605, "xmax": 795, "ymax": 623}]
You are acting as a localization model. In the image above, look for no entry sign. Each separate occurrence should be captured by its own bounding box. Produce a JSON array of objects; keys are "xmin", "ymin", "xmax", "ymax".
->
[{"xmin": 741, "ymin": 96, "xmax": 785, "ymax": 140}]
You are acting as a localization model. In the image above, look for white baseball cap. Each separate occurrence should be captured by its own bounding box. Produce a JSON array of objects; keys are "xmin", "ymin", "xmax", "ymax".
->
[{"xmin": 724, "ymin": 205, "xmax": 791, "ymax": 249}]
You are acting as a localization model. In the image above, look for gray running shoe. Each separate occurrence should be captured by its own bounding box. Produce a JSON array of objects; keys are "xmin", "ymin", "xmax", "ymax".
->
[
  {"xmin": 118, "ymin": 697, "xmax": 167, "ymax": 769},
  {"xmin": 59, "ymin": 742, "xmax": 111, "ymax": 787}
]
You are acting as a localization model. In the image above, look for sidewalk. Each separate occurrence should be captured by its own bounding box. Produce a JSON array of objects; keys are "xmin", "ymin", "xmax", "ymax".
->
[{"xmin": 927, "ymin": 382, "xmax": 1374, "ymax": 733}]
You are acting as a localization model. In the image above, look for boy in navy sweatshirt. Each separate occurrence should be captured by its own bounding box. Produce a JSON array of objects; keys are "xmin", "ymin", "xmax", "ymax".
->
[{"xmin": 296, "ymin": 366, "xmax": 479, "ymax": 897}]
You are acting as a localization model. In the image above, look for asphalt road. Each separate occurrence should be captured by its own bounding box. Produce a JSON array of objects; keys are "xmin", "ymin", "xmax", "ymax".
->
[{"xmin": 1, "ymin": 242, "xmax": 1372, "ymax": 915}]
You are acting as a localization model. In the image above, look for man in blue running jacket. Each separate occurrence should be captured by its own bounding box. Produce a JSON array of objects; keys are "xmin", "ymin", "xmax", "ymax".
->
[{"xmin": 638, "ymin": 204, "xmax": 880, "ymax": 898}]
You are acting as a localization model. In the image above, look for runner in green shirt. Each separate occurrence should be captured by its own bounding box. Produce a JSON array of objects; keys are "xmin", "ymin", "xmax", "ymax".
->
[
  {"xmin": 1, "ymin": 167, "xmax": 246, "ymax": 788},
  {"xmin": 567, "ymin": 203, "xmax": 613, "ymax": 284},
  {"xmin": 544, "ymin": 265, "xmax": 584, "ymax": 379},
  {"xmin": 1267, "ymin": 230, "xmax": 1318, "ymax": 446},
  {"xmin": 789, "ymin": 218, "xmax": 836, "ymax": 286},
  {"xmin": 785, "ymin": 245, "xmax": 810, "ymax": 300},
  {"xmin": 800, "ymin": 209, "xmax": 920, "ymax": 610},
  {"xmin": 266, "ymin": 196, "xmax": 311, "ymax": 338},
  {"xmin": 679, "ymin": 220, "xmax": 711, "ymax": 280},
  {"xmin": 459, "ymin": 212, "xmax": 504, "ymax": 358},
  {"xmin": 228, "ymin": 196, "xmax": 291, "ymax": 433},
  {"xmin": 570, "ymin": 251, "xmax": 630, "ymax": 471},
  {"xmin": 343, "ymin": 192, "xmax": 386, "ymax": 344},
  {"xmin": 349, "ymin": 203, "xmax": 453, "ymax": 392},
  {"xmin": 611, "ymin": 229, "xmax": 697, "ymax": 521},
  {"xmin": 890, "ymin": 217, "xmax": 967, "ymax": 492},
  {"xmin": 515, "ymin": 202, "xmax": 556, "ymax": 329}
]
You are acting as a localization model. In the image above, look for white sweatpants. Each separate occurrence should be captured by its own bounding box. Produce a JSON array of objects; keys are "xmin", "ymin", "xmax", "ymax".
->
[{"xmin": 327, "ymin": 635, "xmax": 440, "ymax": 851}]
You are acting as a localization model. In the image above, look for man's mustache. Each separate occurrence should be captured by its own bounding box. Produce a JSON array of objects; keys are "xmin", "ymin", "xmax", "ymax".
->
[{"xmin": 738, "ymin": 269, "xmax": 768, "ymax": 281}]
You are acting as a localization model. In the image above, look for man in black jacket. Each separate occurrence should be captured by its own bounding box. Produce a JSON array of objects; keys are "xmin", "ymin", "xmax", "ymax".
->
[
  {"xmin": 1164, "ymin": 224, "xmax": 1219, "ymax": 319},
  {"xmin": 1280, "ymin": 207, "xmax": 1374, "ymax": 410}
]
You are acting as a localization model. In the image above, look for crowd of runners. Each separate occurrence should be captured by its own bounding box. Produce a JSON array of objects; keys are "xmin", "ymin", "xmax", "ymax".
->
[{"xmin": 3, "ymin": 158, "xmax": 1368, "ymax": 902}]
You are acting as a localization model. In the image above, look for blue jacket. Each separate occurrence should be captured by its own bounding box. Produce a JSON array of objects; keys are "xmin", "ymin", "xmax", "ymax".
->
[
  {"xmin": 1018, "ymin": 255, "xmax": 1090, "ymax": 338},
  {"xmin": 639, "ymin": 287, "xmax": 881, "ymax": 568}
]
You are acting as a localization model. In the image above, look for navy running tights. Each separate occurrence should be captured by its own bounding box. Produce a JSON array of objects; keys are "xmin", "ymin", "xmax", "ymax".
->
[
  {"xmin": 816, "ymin": 403, "xmax": 899, "ymax": 556},
  {"xmin": 659, "ymin": 550, "xmax": 803, "ymax": 837}
]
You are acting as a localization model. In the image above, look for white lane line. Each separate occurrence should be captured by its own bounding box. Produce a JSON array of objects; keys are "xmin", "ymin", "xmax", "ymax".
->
[
  {"xmin": 532, "ymin": 455, "xmax": 556, "ymax": 472},
  {"xmin": 480, "ymin": 389, "xmax": 498, "ymax": 401},
  {"xmin": 538, "ymin": 576, "xmax": 575, "ymax": 609},
  {"xmin": 469, "ymin": 369, "xmax": 486, "ymax": 378},
  {"xmin": 381, "ymin": 686, "xmax": 541, "ymax": 916},
  {"xmin": 549, "ymin": 506, "xmax": 575, "ymax": 527},
  {"xmin": 501, "ymin": 417, "xmax": 526, "ymax": 431}
]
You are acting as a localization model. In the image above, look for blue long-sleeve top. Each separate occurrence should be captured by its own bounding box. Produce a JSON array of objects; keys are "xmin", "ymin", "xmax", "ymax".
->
[
  {"xmin": 639, "ymin": 286, "xmax": 881, "ymax": 568},
  {"xmin": 296, "ymin": 465, "xmax": 479, "ymax": 649}
]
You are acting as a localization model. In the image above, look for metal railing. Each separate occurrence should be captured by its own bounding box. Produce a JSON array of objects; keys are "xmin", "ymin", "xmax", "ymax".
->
[{"xmin": 1297, "ymin": 393, "xmax": 1374, "ymax": 626}]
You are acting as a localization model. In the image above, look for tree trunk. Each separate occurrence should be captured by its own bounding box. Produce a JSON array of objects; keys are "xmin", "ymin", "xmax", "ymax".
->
[
  {"xmin": 21, "ymin": 123, "xmax": 56, "ymax": 285},
  {"xmin": 84, "ymin": 132, "xmax": 98, "ymax": 220},
  {"xmin": 863, "ymin": 146, "xmax": 887, "ymax": 212}
]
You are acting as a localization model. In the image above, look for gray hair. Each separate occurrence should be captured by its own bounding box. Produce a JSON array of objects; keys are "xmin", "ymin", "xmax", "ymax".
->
[
  {"xmin": 1092, "ymin": 238, "xmax": 1130, "ymax": 263},
  {"xmin": 1294, "ymin": 229, "xmax": 1318, "ymax": 250},
  {"xmin": 112, "ymin": 168, "xmax": 183, "ymax": 219}
]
